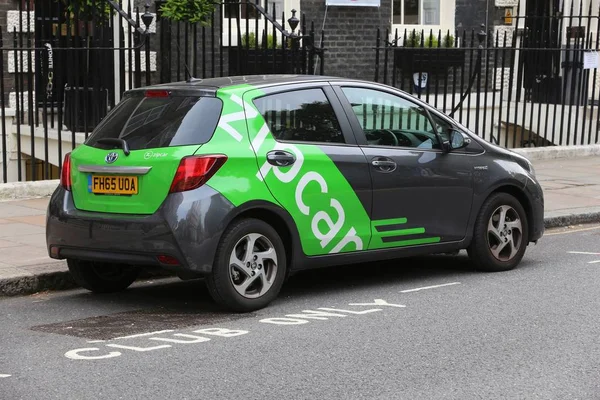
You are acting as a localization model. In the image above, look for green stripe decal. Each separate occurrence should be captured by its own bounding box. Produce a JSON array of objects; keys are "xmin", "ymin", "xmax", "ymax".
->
[
  {"xmin": 379, "ymin": 227, "xmax": 426, "ymax": 237},
  {"xmin": 372, "ymin": 218, "xmax": 408, "ymax": 227},
  {"xmin": 370, "ymin": 217, "xmax": 441, "ymax": 250},
  {"xmin": 374, "ymin": 236, "xmax": 442, "ymax": 249}
]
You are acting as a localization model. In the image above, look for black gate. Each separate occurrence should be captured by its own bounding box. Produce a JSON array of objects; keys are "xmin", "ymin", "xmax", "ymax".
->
[
  {"xmin": 0, "ymin": 0, "xmax": 325, "ymax": 183},
  {"xmin": 373, "ymin": 2, "xmax": 600, "ymax": 149}
]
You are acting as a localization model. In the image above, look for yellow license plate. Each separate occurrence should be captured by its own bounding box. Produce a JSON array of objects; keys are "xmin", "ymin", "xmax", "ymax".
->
[{"xmin": 91, "ymin": 175, "xmax": 138, "ymax": 195}]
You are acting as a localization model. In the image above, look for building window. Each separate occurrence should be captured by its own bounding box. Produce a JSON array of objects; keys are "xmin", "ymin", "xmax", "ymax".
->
[
  {"xmin": 393, "ymin": 0, "xmax": 440, "ymax": 25},
  {"xmin": 224, "ymin": 0, "xmax": 284, "ymax": 19}
]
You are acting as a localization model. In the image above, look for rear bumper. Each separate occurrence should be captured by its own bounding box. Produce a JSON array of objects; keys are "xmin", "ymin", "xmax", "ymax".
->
[{"xmin": 46, "ymin": 185, "xmax": 235, "ymax": 274}]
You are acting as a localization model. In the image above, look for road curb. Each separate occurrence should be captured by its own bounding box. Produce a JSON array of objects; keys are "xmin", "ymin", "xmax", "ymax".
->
[
  {"xmin": 0, "ymin": 265, "xmax": 175, "ymax": 297},
  {"xmin": 513, "ymin": 144, "xmax": 600, "ymax": 161},
  {"xmin": 543, "ymin": 211, "xmax": 600, "ymax": 229},
  {"xmin": 1, "ymin": 212, "xmax": 599, "ymax": 297},
  {"xmin": 0, "ymin": 180, "xmax": 59, "ymax": 201},
  {"xmin": 0, "ymin": 270, "xmax": 77, "ymax": 297}
]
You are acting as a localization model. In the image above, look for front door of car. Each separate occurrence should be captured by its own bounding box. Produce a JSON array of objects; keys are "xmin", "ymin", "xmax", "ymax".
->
[
  {"xmin": 334, "ymin": 85, "xmax": 474, "ymax": 249},
  {"xmin": 243, "ymin": 85, "xmax": 373, "ymax": 256}
]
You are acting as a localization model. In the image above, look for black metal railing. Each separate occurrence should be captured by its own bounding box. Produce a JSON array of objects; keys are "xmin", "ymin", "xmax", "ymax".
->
[
  {"xmin": 0, "ymin": 0, "xmax": 154, "ymax": 183},
  {"xmin": 374, "ymin": 3, "xmax": 600, "ymax": 149},
  {"xmin": 1, "ymin": 0, "xmax": 325, "ymax": 183}
]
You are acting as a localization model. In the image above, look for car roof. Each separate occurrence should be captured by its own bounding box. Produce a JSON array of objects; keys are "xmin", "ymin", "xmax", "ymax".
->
[{"xmin": 127, "ymin": 75, "xmax": 363, "ymax": 95}]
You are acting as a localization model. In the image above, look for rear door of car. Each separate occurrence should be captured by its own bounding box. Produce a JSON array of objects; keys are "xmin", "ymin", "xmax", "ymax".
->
[
  {"xmin": 69, "ymin": 90, "xmax": 223, "ymax": 215},
  {"xmin": 243, "ymin": 83, "xmax": 373, "ymax": 256}
]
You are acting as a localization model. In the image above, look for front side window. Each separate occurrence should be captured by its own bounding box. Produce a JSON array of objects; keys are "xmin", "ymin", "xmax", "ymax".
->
[
  {"xmin": 224, "ymin": 0, "xmax": 284, "ymax": 19},
  {"xmin": 393, "ymin": 0, "xmax": 440, "ymax": 25},
  {"xmin": 253, "ymin": 89, "xmax": 345, "ymax": 144},
  {"xmin": 342, "ymin": 87, "xmax": 440, "ymax": 149}
]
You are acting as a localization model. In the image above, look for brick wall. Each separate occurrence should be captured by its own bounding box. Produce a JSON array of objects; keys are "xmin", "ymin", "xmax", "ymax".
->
[
  {"xmin": 456, "ymin": 0, "xmax": 507, "ymax": 35},
  {"xmin": 300, "ymin": 0, "xmax": 391, "ymax": 81}
]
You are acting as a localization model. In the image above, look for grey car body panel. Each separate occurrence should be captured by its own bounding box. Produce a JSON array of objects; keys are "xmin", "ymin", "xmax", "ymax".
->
[
  {"xmin": 46, "ymin": 185, "xmax": 235, "ymax": 274},
  {"xmin": 360, "ymin": 146, "xmax": 474, "ymax": 242},
  {"xmin": 330, "ymin": 80, "xmax": 544, "ymax": 245},
  {"xmin": 317, "ymin": 145, "xmax": 373, "ymax": 221}
]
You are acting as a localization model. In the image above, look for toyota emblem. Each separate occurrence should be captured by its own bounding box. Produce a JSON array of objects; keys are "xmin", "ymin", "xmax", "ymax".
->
[{"xmin": 105, "ymin": 152, "xmax": 119, "ymax": 164}]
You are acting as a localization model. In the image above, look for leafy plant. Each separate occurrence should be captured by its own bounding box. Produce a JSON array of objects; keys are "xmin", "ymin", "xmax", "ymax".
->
[
  {"xmin": 241, "ymin": 32, "xmax": 290, "ymax": 49},
  {"xmin": 404, "ymin": 31, "xmax": 456, "ymax": 48},
  {"xmin": 404, "ymin": 32, "xmax": 437, "ymax": 48},
  {"xmin": 160, "ymin": 0, "xmax": 215, "ymax": 24},
  {"xmin": 63, "ymin": 0, "xmax": 113, "ymax": 22},
  {"xmin": 442, "ymin": 34, "xmax": 455, "ymax": 48}
]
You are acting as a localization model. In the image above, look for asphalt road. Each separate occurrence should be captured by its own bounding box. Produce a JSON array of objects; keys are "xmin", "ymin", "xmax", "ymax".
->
[{"xmin": 1, "ymin": 224, "xmax": 600, "ymax": 400}]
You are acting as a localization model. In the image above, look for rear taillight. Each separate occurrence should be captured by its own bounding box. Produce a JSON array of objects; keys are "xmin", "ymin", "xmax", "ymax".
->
[
  {"xmin": 60, "ymin": 153, "xmax": 72, "ymax": 191},
  {"xmin": 169, "ymin": 155, "xmax": 227, "ymax": 193}
]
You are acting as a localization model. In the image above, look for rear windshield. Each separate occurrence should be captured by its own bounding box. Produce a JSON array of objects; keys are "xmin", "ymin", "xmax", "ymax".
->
[{"xmin": 86, "ymin": 95, "xmax": 223, "ymax": 150}]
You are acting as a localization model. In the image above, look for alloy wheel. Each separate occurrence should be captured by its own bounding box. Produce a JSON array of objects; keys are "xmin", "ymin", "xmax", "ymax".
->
[
  {"xmin": 487, "ymin": 205, "xmax": 523, "ymax": 262},
  {"xmin": 229, "ymin": 233, "xmax": 278, "ymax": 299}
]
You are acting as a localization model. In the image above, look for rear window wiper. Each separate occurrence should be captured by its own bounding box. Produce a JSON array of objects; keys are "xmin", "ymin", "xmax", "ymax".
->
[{"xmin": 96, "ymin": 138, "xmax": 131, "ymax": 156}]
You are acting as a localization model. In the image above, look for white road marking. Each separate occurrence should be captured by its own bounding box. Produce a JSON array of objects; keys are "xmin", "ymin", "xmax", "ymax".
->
[
  {"xmin": 0, "ymin": 374, "xmax": 11, "ymax": 378},
  {"xmin": 568, "ymin": 251, "xmax": 600, "ymax": 264},
  {"xmin": 87, "ymin": 340, "xmax": 105, "ymax": 344},
  {"xmin": 400, "ymin": 282, "xmax": 461, "ymax": 293},
  {"xmin": 547, "ymin": 225, "xmax": 600, "ymax": 236},
  {"xmin": 113, "ymin": 329, "xmax": 174, "ymax": 340}
]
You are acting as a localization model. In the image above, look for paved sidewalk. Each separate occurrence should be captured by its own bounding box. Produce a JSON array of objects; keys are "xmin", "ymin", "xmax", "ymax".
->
[{"xmin": 0, "ymin": 156, "xmax": 599, "ymax": 296}]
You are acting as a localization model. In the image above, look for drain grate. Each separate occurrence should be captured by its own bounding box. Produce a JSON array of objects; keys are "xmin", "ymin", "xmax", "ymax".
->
[{"xmin": 31, "ymin": 307, "xmax": 253, "ymax": 340}]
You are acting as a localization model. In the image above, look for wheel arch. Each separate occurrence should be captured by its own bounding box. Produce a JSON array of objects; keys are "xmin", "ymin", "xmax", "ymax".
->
[
  {"xmin": 223, "ymin": 201, "xmax": 304, "ymax": 272},
  {"xmin": 486, "ymin": 184, "xmax": 533, "ymax": 238}
]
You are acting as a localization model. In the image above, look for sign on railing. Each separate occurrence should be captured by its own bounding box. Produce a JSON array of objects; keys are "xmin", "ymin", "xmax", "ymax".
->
[{"xmin": 325, "ymin": 0, "xmax": 380, "ymax": 7}]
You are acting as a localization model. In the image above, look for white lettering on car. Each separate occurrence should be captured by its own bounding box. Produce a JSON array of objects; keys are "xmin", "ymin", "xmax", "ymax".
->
[
  {"xmin": 250, "ymin": 123, "xmax": 272, "ymax": 152},
  {"xmin": 257, "ymin": 141, "xmax": 362, "ymax": 253},
  {"xmin": 257, "ymin": 142, "xmax": 305, "ymax": 183},
  {"xmin": 329, "ymin": 227, "xmax": 363, "ymax": 253},
  {"xmin": 295, "ymin": 171, "xmax": 328, "ymax": 215},
  {"xmin": 312, "ymin": 199, "xmax": 345, "ymax": 248}
]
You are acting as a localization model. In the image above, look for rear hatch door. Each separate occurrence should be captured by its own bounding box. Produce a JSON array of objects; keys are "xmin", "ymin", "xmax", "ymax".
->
[{"xmin": 70, "ymin": 90, "xmax": 222, "ymax": 214}]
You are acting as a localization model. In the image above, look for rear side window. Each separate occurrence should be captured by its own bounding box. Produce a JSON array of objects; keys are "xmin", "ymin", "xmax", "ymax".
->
[
  {"xmin": 86, "ymin": 95, "xmax": 223, "ymax": 150},
  {"xmin": 253, "ymin": 89, "xmax": 345, "ymax": 144}
]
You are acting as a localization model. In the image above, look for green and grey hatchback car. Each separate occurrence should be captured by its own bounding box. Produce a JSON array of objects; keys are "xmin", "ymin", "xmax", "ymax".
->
[{"xmin": 47, "ymin": 75, "xmax": 544, "ymax": 311}]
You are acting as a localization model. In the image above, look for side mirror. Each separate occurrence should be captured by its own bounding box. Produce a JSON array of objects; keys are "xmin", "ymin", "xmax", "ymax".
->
[{"xmin": 445, "ymin": 130, "xmax": 471, "ymax": 151}]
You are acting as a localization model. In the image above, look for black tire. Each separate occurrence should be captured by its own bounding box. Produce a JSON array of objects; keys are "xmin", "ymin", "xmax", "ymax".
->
[
  {"xmin": 206, "ymin": 218, "xmax": 287, "ymax": 312},
  {"xmin": 468, "ymin": 192, "xmax": 529, "ymax": 272},
  {"xmin": 67, "ymin": 259, "xmax": 139, "ymax": 293}
]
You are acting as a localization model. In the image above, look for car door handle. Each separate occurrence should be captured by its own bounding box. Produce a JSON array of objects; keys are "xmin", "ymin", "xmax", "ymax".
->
[
  {"xmin": 371, "ymin": 157, "xmax": 397, "ymax": 172},
  {"xmin": 266, "ymin": 150, "xmax": 296, "ymax": 167}
]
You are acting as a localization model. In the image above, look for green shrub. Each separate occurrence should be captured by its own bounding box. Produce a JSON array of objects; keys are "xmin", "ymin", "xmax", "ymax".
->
[
  {"xmin": 442, "ymin": 34, "xmax": 455, "ymax": 48},
  {"xmin": 160, "ymin": 0, "xmax": 215, "ymax": 24},
  {"xmin": 63, "ymin": 0, "xmax": 113, "ymax": 21},
  {"xmin": 404, "ymin": 31, "xmax": 438, "ymax": 48},
  {"xmin": 241, "ymin": 33, "xmax": 289, "ymax": 49},
  {"xmin": 405, "ymin": 31, "xmax": 456, "ymax": 48}
]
